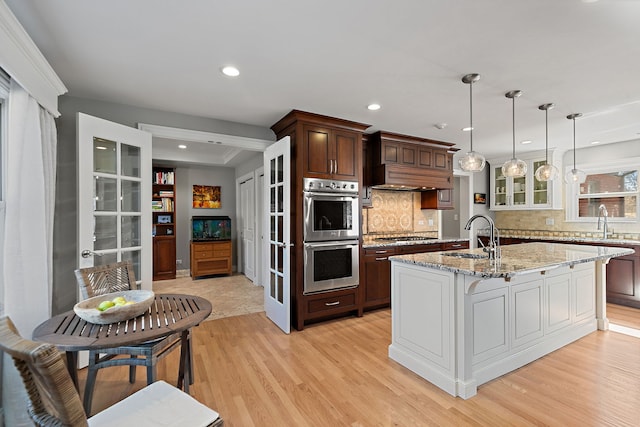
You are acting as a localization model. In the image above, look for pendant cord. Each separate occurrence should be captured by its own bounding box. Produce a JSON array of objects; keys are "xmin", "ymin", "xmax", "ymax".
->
[
  {"xmin": 512, "ymin": 97, "xmax": 516, "ymax": 159},
  {"xmin": 545, "ymin": 109, "xmax": 549, "ymax": 164},
  {"xmin": 572, "ymin": 118, "xmax": 576, "ymax": 170},
  {"xmin": 469, "ymin": 81, "xmax": 473, "ymax": 152}
]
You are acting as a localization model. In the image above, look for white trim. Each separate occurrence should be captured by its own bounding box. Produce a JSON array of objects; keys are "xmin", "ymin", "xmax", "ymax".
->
[
  {"xmin": 235, "ymin": 171, "xmax": 254, "ymax": 276},
  {"xmin": 565, "ymin": 157, "xmax": 640, "ymax": 223},
  {"xmin": 137, "ymin": 123, "xmax": 272, "ymax": 152},
  {"xmin": 0, "ymin": 1, "xmax": 67, "ymax": 116}
]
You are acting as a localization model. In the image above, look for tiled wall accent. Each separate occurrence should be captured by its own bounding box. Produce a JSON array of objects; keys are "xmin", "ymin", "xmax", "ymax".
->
[
  {"xmin": 362, "ymin": 189, "xmax": 438, "ymax": 237},
  {"xmin": 495, "ymin": 210, "xmax": 640, "ymax": 241}
]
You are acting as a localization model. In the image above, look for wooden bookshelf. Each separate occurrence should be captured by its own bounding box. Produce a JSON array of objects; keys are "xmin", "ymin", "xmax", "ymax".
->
[{"xmin": 152, "ymin": 167, "xmax": 176, "ymax": 280}]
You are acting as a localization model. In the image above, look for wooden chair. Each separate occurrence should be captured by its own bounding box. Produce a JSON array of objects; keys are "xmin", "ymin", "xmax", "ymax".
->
[
  {"xmin": 0, "ymin": 315, "xmax": 222, "ymax": 427},
  {"xmin": 74, "ymin": 261, "xmax": 187, "ymax": 415}
]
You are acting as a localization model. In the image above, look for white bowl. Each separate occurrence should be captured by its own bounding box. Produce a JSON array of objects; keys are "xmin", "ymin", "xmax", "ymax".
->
[{"xmin": 73, "ymin": 290, "xmax": 155, "ymax": 325}]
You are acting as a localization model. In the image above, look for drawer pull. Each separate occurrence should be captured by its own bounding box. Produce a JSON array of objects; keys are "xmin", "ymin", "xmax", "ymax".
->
[
  {"xmin": 375, "ymin": 250, "xmax": 388, "ymax": 254},
  {"xmin": 375, "ymin": 257, "xmax": 389, "ymax": 261},
  {"xmin": 324, "ymin": 301, "xmax": 340, "ymax": 307},
  {"xmin": 450, "ymin": 244, "xmax": 462, "ymax": 248}
]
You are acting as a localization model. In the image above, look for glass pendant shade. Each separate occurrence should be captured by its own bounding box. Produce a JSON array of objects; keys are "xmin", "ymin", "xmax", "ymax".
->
[
  {"xmin": 534, "ymin": 103, "xmax": 559, "ymax": 182},
  {"xmin": 459, "ymin": 73, "xmax": 485, "ymax": 172},
  {"xmin": 564, "ymin": 113, "xmax": 586, "ymax": 184},
  {"xmin": 535, "ymin": 163, "xmax": 559, "ymax": 181},
  {"xmin": 564, "ymin": 168, "xmax": 586, "ymax": 184},
  {"xmin": 459, "ymin": 151, "xmax": 486, "ymax": 172},
  {"xmin": 502, "ymin": 158, "xmax": 527, "ymax": 177},
  {"xmin": 502, "ymin": 90, "xmax": 526, "ymax": 177}
]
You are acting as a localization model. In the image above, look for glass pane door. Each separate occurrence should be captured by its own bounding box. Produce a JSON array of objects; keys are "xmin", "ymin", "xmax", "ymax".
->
[
  {"xmin": 494, "ymin": 166, "xmax": 507, "ymax": 206},
  {"xmin": 532, "ymin": 160, "xmax": 549, "ymax": 206}
]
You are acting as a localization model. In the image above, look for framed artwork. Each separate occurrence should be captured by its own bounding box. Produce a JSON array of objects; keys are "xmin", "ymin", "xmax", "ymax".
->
[
  {"xmin": 474, "ymin": 193, "xmax": 487, "ymax": 204},
  {"xmin": 193, "ymin": 185, "xmax": 221, "ymax": 208}
]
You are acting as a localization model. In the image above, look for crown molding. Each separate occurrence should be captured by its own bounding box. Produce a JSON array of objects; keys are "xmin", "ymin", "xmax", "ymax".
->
[
  {"xmin": 0, "ymin": 1, "xmax": 67, "ymax": 116},
  {"xmin": 137, "ymin": 123, "xmax": 273, "ymax": 151}
]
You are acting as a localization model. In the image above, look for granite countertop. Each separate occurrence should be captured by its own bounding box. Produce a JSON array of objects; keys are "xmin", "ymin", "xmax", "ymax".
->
[
  {"xmin": 477, "ymin": 230, "xmax": 640, "ymax": 246},
  {"xmin": 389, "ymin": 242, "xmax": 635, "ymax": 280},
  {"xmin": 362, "ymin": 236, "xmax": 469, "ymax": 248}
]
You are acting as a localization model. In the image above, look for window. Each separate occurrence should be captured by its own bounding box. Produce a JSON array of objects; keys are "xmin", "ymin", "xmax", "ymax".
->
[{"xmin": 566, "ymin": 160, "xmax": 639, "ymax": 222}]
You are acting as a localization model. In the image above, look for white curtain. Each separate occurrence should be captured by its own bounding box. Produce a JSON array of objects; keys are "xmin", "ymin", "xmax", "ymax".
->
[{"xmin": 2, "ymin": 79, "xmax": 57, "ymax": 426}]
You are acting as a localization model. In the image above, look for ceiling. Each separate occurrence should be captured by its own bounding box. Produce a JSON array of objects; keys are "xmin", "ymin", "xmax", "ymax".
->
[{"xmin": 6, "ymin": 0, "xmax": 640, "ymax": 167}]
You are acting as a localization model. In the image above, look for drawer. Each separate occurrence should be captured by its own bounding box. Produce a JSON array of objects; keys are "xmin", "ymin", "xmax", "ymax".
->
[
  {"xmin": 307, "ymin": 292, "xmax": 357, "ymax": 314},
  {"xmin": 442, "ymin": 241, "xmax": 469, "ymax": 250},
  {"xmin": 213, "ymin": 248, "xmax": 232, "ymax": 257},
  {"xmin": 194, "ymin": 243, "xmax": 214, "ymax": 251},
  {"xmin": 194, "ymin": 250, "xmax": 214, "ymax": 259},
  {"xmin": 364, "ymin": 247, "xmax": 397, "ymax": 256}
]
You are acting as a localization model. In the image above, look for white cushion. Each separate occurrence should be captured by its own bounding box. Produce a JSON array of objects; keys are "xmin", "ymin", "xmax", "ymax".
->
[{"xmin": 88, "ymin": 380, "xmax": 220, "ymax": 427}]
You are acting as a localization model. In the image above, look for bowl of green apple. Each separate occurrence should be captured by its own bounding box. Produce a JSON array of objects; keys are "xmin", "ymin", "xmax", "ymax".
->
[{"xmin": 73, "ymin": 290, "xmax": 155, "ymax": 325}]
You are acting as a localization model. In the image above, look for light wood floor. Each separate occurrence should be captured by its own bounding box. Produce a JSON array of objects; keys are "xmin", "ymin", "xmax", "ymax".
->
[{"xmin": 81, "ymin": 306, "xmax": 640, "ymax": 426}]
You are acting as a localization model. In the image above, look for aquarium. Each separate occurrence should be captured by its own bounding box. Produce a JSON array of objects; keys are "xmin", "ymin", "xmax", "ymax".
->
[{"xmin": 191, "ymin": 216, "xmax": 231, "ymax": 241}]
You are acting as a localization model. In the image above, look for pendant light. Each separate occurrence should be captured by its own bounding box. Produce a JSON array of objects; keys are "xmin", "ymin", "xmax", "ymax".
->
[
  {"xmin": 534, "ymin": 103, "xmax": 560, "ymax": 181},
  {"xmin": 458, "ymin": 73, "xmax": 486, "ymax": 172},
  {"xmin": 564, "ymin": 113, "xmax": 586, "ymax": 184},
  {"xmin": 502, "ymin": 90, "xmax": 527, "ymax": 177}
]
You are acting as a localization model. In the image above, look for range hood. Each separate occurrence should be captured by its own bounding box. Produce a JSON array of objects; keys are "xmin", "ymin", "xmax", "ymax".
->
[
  {"xmin": 371, "ymin": 163, "xmax": 453, "ymax": 191},
  {"xmin": 365, "ymin": 131, "xmax": 457, "ymax": 191}
]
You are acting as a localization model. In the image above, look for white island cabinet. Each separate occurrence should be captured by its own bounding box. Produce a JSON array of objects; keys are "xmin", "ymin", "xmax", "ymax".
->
[{"xmin": 388, "ymin": 243, "xmax": 634, "ymax": 399}]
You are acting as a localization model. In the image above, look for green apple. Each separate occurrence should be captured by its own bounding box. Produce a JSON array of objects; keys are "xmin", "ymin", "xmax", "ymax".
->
[{"xmin": 97, "ymin": 300, "xmax": 115, "ymax": 311}]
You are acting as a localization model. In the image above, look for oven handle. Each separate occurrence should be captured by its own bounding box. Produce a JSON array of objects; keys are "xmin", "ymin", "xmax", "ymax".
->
[
  {"xmin": 303, "ymin": 192, "xmax": 358, "ymax": 198},
  {"xmin": 304, "ymin": 241, "xmax": 359, "ymax": 249}
]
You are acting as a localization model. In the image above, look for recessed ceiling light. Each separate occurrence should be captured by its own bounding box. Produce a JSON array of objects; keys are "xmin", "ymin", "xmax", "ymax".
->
[
  {"xmin": 178, "ymin": 144, "xmax": 187, "ymax": 149},
  {"xmin": 520, "ymin": 140, "xmax": 533, "ymax": 145},
  {"xmin": 591, "ymin": 140, "xmax": 601, "ymax": 145},
  {"xmin": 434, "ymin": 123, "xmax": 447, "ymax": 130},
  {"xmin": 461, "ymin": 127, "xmax": 473, "ymax": 132},
  {"xmin": 221, "ymin": 66, "xmax": 240, "ymax": 77},
  {"xmin": 367, "ymin": 103, "xmax": 381, "ymax": 111}
]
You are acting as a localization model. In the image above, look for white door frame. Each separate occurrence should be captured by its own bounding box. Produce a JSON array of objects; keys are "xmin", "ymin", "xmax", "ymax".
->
[{"xmin": 236, "ymin": 171, "xmax": 254, "ymax": 280}]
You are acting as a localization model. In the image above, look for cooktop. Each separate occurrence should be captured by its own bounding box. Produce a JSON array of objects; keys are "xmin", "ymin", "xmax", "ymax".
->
[{"xmin": 375, "ymin": 236, "xmax": 438, "ymax": 242}]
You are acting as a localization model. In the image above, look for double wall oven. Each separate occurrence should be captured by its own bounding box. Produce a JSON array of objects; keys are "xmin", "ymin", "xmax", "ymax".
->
[{"xmin": 303, "ymin": 178, "xmax": 360, "ymax": 294}]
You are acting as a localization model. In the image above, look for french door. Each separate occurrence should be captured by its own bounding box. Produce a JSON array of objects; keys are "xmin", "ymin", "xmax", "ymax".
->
[
  {"xmin": 77, "ymin": 113, "xmax": 152, "ymax": 290},
  {"xmin": 263, "ymin": 136, "xmax": 291, "ymax": 333}
]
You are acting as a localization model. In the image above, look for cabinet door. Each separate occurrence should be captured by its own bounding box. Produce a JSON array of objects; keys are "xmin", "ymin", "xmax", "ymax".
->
[
  {"xmin": 363, "ymin": 252, "xmax": 392, "ymax": 307},
  {"xmin": 333, "ymin": 129, "xmax": 360, "ymax": 180},
  {"xmin": 153, "ymin": 236, "xmax": 176, "ymax": 280},
  {"xmin": 492, "ymin": 165, "xmax": 508, "ymax": 208},
  {"xmin": 532, "ymin": 159, "xmax": 550, "ymax": 207},
  {"xmin": 303, "ymin": 124, "xmax": 331, "ymax": 178},
  {"xmin": 606, "ymin": 253, "xmax": 640, "ymax": 307}
]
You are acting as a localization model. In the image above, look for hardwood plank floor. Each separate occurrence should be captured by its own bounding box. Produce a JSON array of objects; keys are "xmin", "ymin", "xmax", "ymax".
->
[
  {"xmin": 608, "ymin": 302, "xmax": 640, "ymax": 329},
  {"xmin": 81, "ymin": 308, "xmax": 640, "ymax": 426}
]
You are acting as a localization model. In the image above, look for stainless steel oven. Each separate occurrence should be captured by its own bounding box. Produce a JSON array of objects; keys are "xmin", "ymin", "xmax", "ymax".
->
[
  {"xmin": 303, "ymin": 178, "xmax": 359, "ymax": 242},
  {"xmin": 303, "ymin": 240, "xmax": 359, "ymax": 294}
]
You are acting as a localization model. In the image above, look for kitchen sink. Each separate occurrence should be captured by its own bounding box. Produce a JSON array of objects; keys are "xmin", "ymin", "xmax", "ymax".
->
[{"xmin": 442, "ymin": 252, "xmax": 487, "ymax": 259}]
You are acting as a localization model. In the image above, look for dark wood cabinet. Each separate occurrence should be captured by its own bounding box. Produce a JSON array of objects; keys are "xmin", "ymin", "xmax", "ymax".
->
[
  {"xmin": 271, "ymin": 110, "xmax": 370, "ymax": 330},
  {"xmin": 152, "ymin": 167, "xmax": 176, "ymax": 280},
  {"xmin": 363, "ymin": 247, "xmax": 396, "ymax": 310},
  {"xmin": 605, "ymin": 249, "xmax": 640, "ymax": 308},
  {"xmin": 302, "ymin": 123, "xmax": 361, "ymax": 180},
  {"xmin": 153, "ymin": 236, "xmax": 176, "ymax": 281},
  {"xmin": 420, "ymin": 189, "xmax": 454, "ymax": 210}
]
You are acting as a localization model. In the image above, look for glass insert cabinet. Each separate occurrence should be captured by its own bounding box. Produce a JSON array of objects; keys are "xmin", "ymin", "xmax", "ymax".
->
[{"xmin": 489, "ymin": 150, "xmax": 562, "ymax": 210}]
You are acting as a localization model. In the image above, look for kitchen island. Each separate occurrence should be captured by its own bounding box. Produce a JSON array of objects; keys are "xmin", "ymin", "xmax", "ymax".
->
[{"xmin": 388, "ymin": 242, "xmax": 634, "ymax": 399}]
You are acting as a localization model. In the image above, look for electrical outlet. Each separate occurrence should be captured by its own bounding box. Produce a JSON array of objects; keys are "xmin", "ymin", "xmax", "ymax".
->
[
  {"xmin": 454, "ymin": 214, "xmax": 458, "ymax": 221},
  {"xmin": 176, "ymin": 259, "xmax": 183, "ymax": 265},
  {"xmin": 428, "ymin": 219, "xmax": 434, "ymax": 226},
  {"xmin": 546, "ymin": 218, "xmax": 554, "ymax": 226},
  {"xmin": 418, "ymin": 220, "xmax": 425, "ymax": 225}
]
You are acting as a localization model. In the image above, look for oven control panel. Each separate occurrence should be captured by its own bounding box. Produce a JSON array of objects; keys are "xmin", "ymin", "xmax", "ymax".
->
[{"xmin": 303, "ymin": 178, "xmax": 358, "ymax": 194}]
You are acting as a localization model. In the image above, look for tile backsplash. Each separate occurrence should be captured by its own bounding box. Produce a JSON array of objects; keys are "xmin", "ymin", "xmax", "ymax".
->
[{"xmin": 362, "ymin": 189, "xmax": 438, "ymax": 237}]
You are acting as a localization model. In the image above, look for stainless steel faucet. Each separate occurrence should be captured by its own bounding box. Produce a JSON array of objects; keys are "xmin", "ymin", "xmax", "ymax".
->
[
  {"xmin": 464, "ymin": 214, "xmax": 501, "ymax": 262},
  {"xmin": 597, "ymin": 204, "xmax": 609, "ymax": 239}
]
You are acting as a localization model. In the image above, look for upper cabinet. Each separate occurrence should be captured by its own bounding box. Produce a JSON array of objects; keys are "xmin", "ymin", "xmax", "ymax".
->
[
  {"xmin": 489, "ymin": 150, "xmax": 563, "ymax": 210},
  {"xmin": 271, "ymin": 110, "xmax": 370, "ymax": 182},
  {"xmin": 367, "ymin": 131, "xmax": 458, "ymax": 190}
]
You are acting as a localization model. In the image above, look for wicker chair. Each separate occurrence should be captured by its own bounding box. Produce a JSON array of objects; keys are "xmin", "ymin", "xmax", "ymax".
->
[
  {"xmin": 74, "ymin": 261, "xmax": 187, "ymax": 415},
  {"xmin": 0, "ymin": 315, "xmax": 222, "ymax": 427}
]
